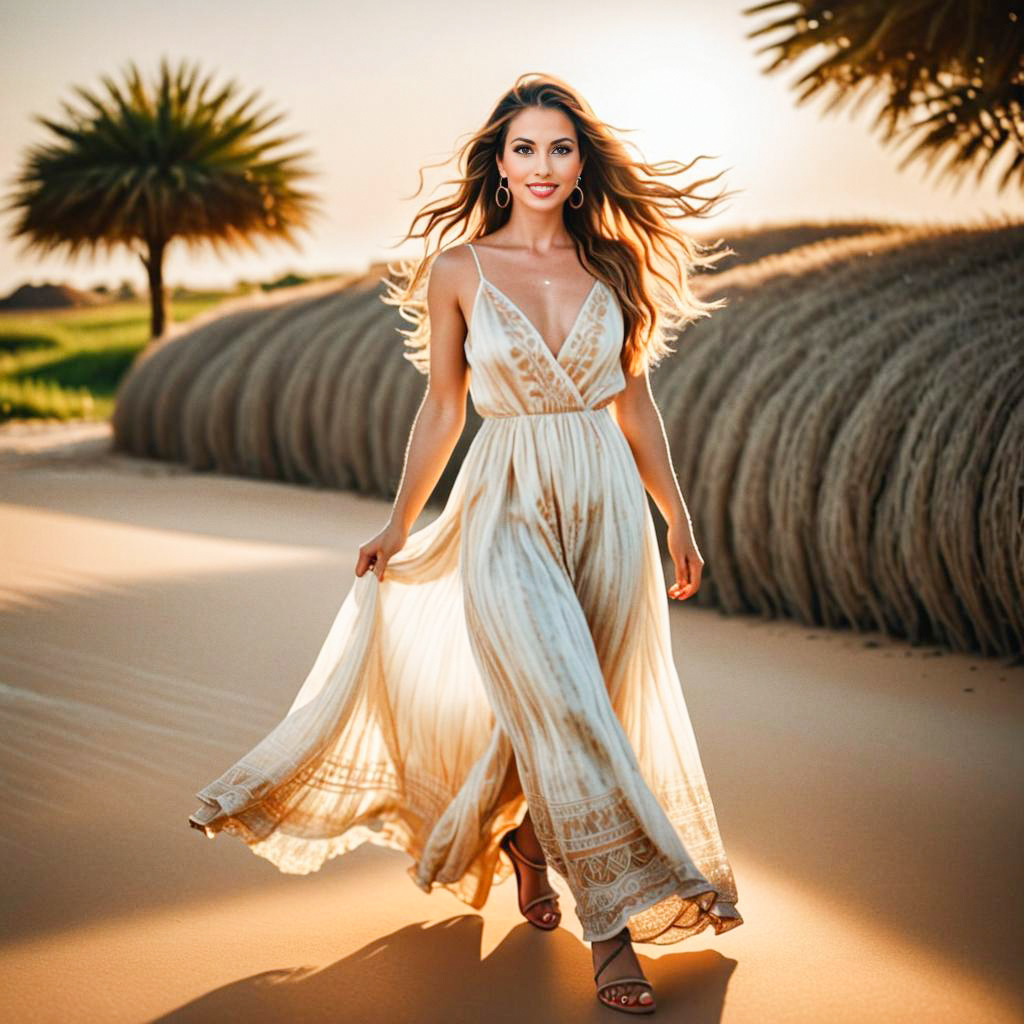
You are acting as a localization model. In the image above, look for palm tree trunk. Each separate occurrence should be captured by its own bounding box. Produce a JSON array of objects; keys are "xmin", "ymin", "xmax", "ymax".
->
[{"xmin": 142, "ymin": 239, "xmax": 167, "ymax": 341}]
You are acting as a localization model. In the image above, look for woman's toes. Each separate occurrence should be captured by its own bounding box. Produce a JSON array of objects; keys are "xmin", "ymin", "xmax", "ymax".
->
[
  {"xmin": 539, "ymin": 899, "xmax": 558, "ymax": 924},
  {"xmin": 613, "ymin": 984, "xmax": 651, "ymax": 1007}
]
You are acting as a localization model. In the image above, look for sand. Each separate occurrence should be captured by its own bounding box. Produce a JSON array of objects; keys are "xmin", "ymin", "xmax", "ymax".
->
[{"xmin": 1, "ymin": 419, "xmax": 1021, "ymax": 1023}]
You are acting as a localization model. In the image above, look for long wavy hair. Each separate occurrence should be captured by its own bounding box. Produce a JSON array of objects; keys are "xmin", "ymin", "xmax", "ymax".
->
[{"xmin": 382, "ymin": 72, "xmax": 738, "ymax": 376}]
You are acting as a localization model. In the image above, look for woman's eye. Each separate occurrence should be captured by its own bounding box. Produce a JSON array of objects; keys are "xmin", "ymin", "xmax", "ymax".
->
[{"xmin": 513, "ymin": 144, "xmax": 572, "ymax": 156}]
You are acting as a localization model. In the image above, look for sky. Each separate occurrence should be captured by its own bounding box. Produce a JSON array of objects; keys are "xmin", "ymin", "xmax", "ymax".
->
[{"xmin": 1, "ymin": 0, "xmax": 1020, "ymax": 294}]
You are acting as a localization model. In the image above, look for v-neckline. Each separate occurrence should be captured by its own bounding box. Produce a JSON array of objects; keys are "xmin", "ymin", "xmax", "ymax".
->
[{"xmin": 480, "ymin": 276, "xmax": 601, "ymax": 367}]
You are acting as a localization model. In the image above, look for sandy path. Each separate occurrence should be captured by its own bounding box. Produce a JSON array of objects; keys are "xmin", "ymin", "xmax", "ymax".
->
[{"xmin": 0, "ymin": 421, "xmax": 1021, "ymax": 1023}]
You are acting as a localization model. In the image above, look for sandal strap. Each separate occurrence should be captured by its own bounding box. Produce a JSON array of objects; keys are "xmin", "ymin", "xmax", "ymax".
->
[
  {"xmin": 503, "ymin": 831, "xmax": 547, "ymax": 871},
  {"xmin": 522, "ymin": 891, "xmax": 560, "ymax": 914},
  {"xmin": 596, "ymin": 976, "xmax": 653, "ymax": 996},
  {"xmin": 593, "ymin": 929, "xmax": 631, "ymax": 983}
]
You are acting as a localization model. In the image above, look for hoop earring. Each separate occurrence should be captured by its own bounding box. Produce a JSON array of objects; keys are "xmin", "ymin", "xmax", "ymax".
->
[
  {"xmin": 569, "ymin": 175, "xmax": 584, "ymax": 210},
  {"xmin": 495, "ymin": 175, "xmax": 511, "ymax": 209}
]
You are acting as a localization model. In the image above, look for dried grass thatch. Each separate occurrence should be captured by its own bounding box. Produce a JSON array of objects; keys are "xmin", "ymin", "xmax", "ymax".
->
[
  {"xmin": 112, "ymin": 222, "xmax": 1024, "ymax": 657},
  {"xmin": 693, "ymin": 218, "xmax": 898, "ymax": 272},
  {"xmin": 658, "ymin": 220, "xmax": 1023, "ymax": 658}
]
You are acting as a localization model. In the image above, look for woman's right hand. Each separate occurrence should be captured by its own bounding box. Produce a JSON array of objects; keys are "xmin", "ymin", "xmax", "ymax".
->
[{"xmin": 355, "ymin": 519, "xmax": 409, "ymax": 582}]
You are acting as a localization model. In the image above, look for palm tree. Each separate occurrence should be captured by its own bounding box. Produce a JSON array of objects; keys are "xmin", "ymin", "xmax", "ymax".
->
[
  {"xmin": 3, "ymin": 56, "xmax": 321, "ymax": 340},
  {"xmin": 743, "ymin": 1, "xmax": 1024, "ymax": 193}
]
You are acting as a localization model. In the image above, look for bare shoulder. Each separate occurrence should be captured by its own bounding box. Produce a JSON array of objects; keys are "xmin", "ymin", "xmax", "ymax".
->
[
  {"xmin": 430, "ymin": 245, "xmax": 483, "ymax": 319},
  {"xmin": 428, "ymin": 246, "xmax": 482, "ymax": 330},
  {"xmin": 431, "ymin": 243, "xmax": 478, "ymax": 280}
]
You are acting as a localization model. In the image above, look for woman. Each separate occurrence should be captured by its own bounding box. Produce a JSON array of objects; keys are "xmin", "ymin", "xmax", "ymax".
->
[{"xmin": 190, "ymin": 72, "xmax": 743, "ymax": 1015}]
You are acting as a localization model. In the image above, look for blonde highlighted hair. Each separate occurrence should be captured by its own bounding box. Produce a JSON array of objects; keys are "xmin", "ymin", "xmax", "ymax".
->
[{"xmin": 382, "ymin": 71, "xmax": 737, "ymax": 376}]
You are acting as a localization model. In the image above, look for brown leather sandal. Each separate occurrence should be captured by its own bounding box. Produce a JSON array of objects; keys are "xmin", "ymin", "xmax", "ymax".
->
[
  {"xmin": 593, "ymin": 926, "xmax": 656, "ymax": 1014},
  {"xmin": 499, "ymin": 827, "xmax": 561, "ymax": 930}
]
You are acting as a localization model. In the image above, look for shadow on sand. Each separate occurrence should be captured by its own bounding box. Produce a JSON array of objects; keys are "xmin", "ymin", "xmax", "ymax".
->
[{"xmin": 155, "ymin": 914, "xmax": 736, "ymax": 1023}]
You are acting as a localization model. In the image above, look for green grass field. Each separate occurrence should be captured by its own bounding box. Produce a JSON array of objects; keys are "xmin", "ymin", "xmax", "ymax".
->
[{"xmin": 0, "ymin": 292, "xmax": 235, "ymax": 422}]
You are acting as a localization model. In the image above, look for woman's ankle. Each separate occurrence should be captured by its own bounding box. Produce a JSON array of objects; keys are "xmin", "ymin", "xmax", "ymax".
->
[{"xmin": 513, "ymin": 819, "xmax": 546, "ymax": 863}]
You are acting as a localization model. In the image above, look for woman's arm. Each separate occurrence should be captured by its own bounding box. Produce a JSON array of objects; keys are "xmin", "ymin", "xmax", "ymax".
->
[
  {"xmin": 609, "ymin": 364, "xmax": 704, "ymax": 601},
  {"xmin": 355, "ymin": 248, "xmax": 471, "ymax": 580}
]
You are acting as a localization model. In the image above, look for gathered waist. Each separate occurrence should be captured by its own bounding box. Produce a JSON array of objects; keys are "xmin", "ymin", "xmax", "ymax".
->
[{"xmin": 480, "ymin": 403, "xmax": 613, "ymax": 420}]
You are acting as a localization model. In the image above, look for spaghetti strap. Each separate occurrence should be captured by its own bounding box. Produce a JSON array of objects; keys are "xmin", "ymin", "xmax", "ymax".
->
[{"xmin": 466, "ymin": 242, "xmax": 486, "ymax": 284}]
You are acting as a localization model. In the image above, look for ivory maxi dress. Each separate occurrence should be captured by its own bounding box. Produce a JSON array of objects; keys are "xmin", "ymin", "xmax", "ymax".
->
[{"xmin": 189, "ymin": 243, "xmax": 744, "ymax": 945}]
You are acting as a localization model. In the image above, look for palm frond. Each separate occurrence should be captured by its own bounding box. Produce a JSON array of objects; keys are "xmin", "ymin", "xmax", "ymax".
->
[
  {"xmin": 743, "ymin": 0, "xmax": 1024, "ymax": 193},
  {"xmin": 3, "ymin": 56, "xmax": 321, "ymax": 257}
]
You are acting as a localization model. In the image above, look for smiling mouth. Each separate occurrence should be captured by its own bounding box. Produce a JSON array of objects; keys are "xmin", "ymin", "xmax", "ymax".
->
[{"xmin": 527, "ymin": 184, "xmax": 558, "ymax": 195}]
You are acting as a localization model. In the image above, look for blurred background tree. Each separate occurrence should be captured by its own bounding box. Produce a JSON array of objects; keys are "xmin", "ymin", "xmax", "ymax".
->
[
  {"xmin": 2, "ymin": 56, "xmax": 321, "ymax": 342},
  {"xmin": 743, "ymin": 0, "xmax": 1024, "ymax": 193}
]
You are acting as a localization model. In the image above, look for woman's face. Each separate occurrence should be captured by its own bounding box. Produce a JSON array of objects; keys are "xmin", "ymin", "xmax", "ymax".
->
[{"xmin": 498, "ymin": 106, "xmax": 584, "ymax": 210}]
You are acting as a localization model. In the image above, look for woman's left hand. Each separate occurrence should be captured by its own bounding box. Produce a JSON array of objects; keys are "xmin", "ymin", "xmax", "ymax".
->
[{"xmin": 666, "ymin": 521, "xmax": 704, "ymax": 601}]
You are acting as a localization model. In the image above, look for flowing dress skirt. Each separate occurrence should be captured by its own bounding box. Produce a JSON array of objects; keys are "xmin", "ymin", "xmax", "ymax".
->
[{"xmin": 190, "ymin": 404, "xmax": 743, "ymax": 944}]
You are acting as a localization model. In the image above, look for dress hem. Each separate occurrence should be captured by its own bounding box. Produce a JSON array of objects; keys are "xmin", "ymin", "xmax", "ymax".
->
[
  {"xmin": 582, "ymin": 872, "xmax": 744, "ymax": 945},
  {"xmin": 188, "ymin": 800, "xmax": 742, "ymax": 948}
]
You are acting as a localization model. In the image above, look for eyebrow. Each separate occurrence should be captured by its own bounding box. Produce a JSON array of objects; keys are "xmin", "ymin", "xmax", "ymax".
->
[{"xmin": 510, "ymin": 136, "xmax": 575, "ymax": 145}]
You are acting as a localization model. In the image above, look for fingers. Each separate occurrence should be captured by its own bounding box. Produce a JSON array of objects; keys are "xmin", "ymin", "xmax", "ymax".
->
[
  {"xmin": 355, "ymin": 548, "xmax": 387, "ymax": 581},
  {"xmin": 364, "ymin": 553, "xmax": 386, "ymax": 582},
  {"xmin": 356, "ymin": 524, "xmax": 404, "ymax": 580},
  {"xmin": 668, "ymin": 554, "xmax": 701, "ymax": 600}
]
